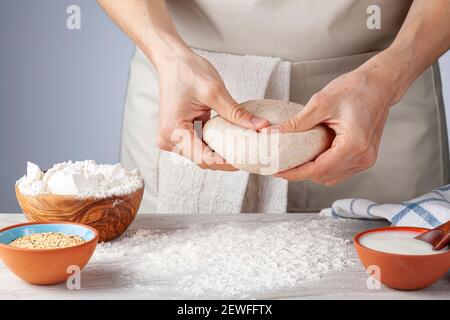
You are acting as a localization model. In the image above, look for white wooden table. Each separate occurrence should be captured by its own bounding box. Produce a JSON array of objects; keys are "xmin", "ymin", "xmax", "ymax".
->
[{"xmin": 0, "ymin": 213, "xmax": 449, "ymax": 300}]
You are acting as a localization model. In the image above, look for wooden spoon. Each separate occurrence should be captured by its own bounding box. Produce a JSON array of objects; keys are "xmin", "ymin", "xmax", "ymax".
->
[{"xmin": 415, "ymin": 220, "xmax": 450, "ymax": 251}]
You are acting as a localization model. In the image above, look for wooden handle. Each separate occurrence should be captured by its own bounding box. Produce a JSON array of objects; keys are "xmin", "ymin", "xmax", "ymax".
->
[
  {"xmin": 434, "ymin": 220, "xmax": 450, "ymax": 251},
  {"xmin": 438, "ymin": 220, "xmax": 450, "ymax": 233}
]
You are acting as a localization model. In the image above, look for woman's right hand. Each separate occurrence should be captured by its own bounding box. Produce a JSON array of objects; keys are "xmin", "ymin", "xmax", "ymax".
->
[
  {"xmin": 97, "ymin": 0, "xmax": 269, "ymax": 170},
  {"xmin": 156, "ymin": 50, "xmax": 270, "ymax": 170}
]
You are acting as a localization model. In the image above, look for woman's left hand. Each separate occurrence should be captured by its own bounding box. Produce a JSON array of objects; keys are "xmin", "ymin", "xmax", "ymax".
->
[{"xmin": 272, "ymin": 59, "xmax": 397, "ymax": 186}]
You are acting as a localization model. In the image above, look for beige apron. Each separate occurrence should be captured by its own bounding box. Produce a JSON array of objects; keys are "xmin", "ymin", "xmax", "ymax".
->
[{"xmin": 121, "ymin": 0, "xmax": 449, "ymax": 213}]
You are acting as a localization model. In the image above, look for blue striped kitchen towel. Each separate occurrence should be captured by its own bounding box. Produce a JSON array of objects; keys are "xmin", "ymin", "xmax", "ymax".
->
[{"xmin": 320, "ymin": 185, "xmax": 450, "ymax": 228}]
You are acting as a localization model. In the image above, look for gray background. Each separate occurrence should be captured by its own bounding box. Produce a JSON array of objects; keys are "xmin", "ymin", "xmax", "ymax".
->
[{"xmin": 0, "ymin": 1, "xmax": 449, "ymax": 212}]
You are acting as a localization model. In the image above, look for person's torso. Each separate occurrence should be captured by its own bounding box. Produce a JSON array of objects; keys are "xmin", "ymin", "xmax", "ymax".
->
[{"xmin": 167, "ymin": 0, "xmax": 412, "ymax": 61}]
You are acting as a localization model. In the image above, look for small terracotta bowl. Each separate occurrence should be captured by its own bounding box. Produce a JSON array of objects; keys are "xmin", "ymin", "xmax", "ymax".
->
[
  {"xmin": 354, "ymin": 226, "xmax": 450, "ymax": 291},
  {"xmin": 16, "ymin": 186, "xmax": 144, "ymax": 242},
  {"xmin": 0, "ymin": 222, "xmax": 98, "ymax": 285}
]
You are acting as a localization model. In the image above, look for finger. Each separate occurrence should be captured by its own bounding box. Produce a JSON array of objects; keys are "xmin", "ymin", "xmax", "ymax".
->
[
  {"xmin": 208, "ymin": 88, "xmax": 270, "ymax": 130},
  {"xmin": 268, "ymin": 94, "xmax": 331, "ymax": 133},
  {"xmin": 195, "ymin": 111, "xmax": 212, "ymax": 127},
  {"xmin": 275, "ymin": 161, "xmax": 355, "ymax": 184},
  {"xmin": 156, "ymin": 134, "xmax": 176, "ymax": 152},
  {"xmin": 275, "ymin": 135, "xmax": 351, "ymax": 181},
  {"xmin": 193, "ymin": 112, "xmax": 211, "ymax": 138},
  {"xmin": 321, "ymin": 170, "xmax": 358, "ymax": 186},
  {"xmin": 171, "ymin": 125, "xmax": 237, "ymax": 171},
  {"xmin": 318, "ymin": 164, "xmax": 364, "ymax": 185},
  {"xmin": 275, "ymin": 160, "xmax": 318, "ymax": 181},
  {"xmin": 320, "ymin": 163, "xmax": 370, "ymax": 186}
]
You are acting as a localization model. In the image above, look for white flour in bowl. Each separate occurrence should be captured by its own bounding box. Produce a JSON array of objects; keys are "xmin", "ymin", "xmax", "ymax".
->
[
  {"xmin": 16, "ymin": 160, "xmax": 143, "ymax": 198},
  {"xmin": 93, "ymin": 218, "xmax": 356, "ymax": 298}
]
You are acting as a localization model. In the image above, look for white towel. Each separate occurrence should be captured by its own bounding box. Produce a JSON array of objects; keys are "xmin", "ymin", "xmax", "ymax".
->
[
  {"xmin": 320, "ymin": 185, "xmax": 450, "ymax": 228},
  {"xmin": 156, "ymin": 49, "xmax": 291, "ymax": 213}
]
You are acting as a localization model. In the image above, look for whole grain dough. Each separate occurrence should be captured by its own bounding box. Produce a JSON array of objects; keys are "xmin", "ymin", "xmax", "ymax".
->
[{"xmin": 203, "ymin": 99, "xmax": 333, "ymax": 175}]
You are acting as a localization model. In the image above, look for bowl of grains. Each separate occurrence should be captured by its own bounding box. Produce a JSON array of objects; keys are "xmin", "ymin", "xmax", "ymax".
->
[
  {"xmin": 0, "ymin": 222, "xmax": 98, "ymax": 285},
  {"xmin": 15, "ymin": 161, "xmax": 144, "ymax": 242}
]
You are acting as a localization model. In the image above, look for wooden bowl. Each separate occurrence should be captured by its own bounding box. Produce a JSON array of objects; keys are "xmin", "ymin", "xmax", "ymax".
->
[
  {"xmin": 354, "ymin": 226, "xmax": 450, "ymax": 290},
  {"xmin": 15, "ymin": 186, "xmax": 144, "ymax": 242},
  {"xmin": 0, "ymin": 222, "xmax": 98, "ymax": 285}
]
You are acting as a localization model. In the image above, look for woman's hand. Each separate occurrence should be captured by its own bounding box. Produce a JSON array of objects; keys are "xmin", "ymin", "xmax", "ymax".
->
[
  {"xmin": 273, "ymin": 57, "xmax": 396, "ymax": 186},
  {"xmin": 156, "ymin": 51, "xmax": 270, "ymax": 170},
  {"xmin": 97, "ymin": 0, "xmax": 269, "ymax": 171},
  {"xmin": 99, "ymin": 0, "xmax": 450, "ymax": 175},
  {"xmin": 271, "ymin": 0, "xmax": 450, "ymax": 186}
]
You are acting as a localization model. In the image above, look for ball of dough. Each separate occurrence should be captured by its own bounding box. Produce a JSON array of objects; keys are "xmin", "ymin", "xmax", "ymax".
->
[{"xmin": 203, "ymin": 99, "xmax": 333, "ymax": 175}]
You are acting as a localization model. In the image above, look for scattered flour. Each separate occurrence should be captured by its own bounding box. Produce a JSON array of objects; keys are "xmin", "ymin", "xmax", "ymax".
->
[
  {"xmin": 93, "ymin": 219, "xmax": 356, "ymax": 298},
  {"xmin": 16, "ymin": 160, "xmax": 143, "ymax": 198}
]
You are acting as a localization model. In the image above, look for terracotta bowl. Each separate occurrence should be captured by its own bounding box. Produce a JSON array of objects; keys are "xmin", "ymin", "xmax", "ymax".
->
[
  {"xmin": 15, "ymin": 186, "xmax": 144, "ymax": 242},
  {"xmin": 354, "ymin": 226, "xmax": 450, "ymax": 291},
  {"xmin": 0, "ymin": 222, "xmax": 98, "ymax": 285}
]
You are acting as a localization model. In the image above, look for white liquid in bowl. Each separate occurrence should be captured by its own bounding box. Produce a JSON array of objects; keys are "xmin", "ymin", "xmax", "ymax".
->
[{"xmin": 359, "ymin": 230, "xmax": 449, "ymax": 255}]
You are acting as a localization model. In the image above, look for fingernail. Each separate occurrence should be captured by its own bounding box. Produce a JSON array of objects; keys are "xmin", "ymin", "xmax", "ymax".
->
[
  {"xmin": 260, "ymin": 126, "xmax": 278, "ymax": 134},
  {"xmin": 250, "ymin": 117, "xmax": 269, "ymax": 129},
  {"xmin": 265, "ymin": 125, "xmax": 282, "ymax": 133}
]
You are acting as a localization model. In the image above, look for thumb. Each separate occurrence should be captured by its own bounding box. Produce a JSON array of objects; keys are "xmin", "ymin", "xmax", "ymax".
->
[
  {"xmin": 274, "ymin": 98, "xmax": 328, "ymax": 133},
  {"xmin": 209, "ymin": 88, "xmax": 270, "ymax": 130}
]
